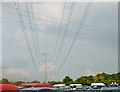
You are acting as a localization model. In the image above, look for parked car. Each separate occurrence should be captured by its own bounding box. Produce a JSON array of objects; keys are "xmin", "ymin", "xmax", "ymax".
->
[
  {"xmin": 19, "ymin": 84, "xmax": 53, "ymax": 89},
  {"xmin": 91, "ymin": 83, "xmax": 106, "ymax": 89},
  {"xmin": 108, "ymin": 82, "xmax": 119, "ymax": 88},
  {"xmin": 59, "ymin": 88, "xmax": 71, "ymax": 91},
  {"xmin": 101, "ymin": 87, "xmax": 120, "ymax": 92},
  {"xmin": 75, "ymin": 87, "xmax": 85, "ymax": 91},
  {"xmin": 20, "ymin": 87, "xmax": 58, "ymax": 92},
  {"xmin": 0, "ymin": 84, "xmax": 20, "ymax": 92},
  {"xmin": 70, "ymin": 84, "xmax": 83, "ymax": 90}
]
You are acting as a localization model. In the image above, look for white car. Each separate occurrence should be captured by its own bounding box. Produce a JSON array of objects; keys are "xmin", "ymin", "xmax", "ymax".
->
[{"xmin": 20, "ymin": 87, "xmax": 58, "ymax": 92}]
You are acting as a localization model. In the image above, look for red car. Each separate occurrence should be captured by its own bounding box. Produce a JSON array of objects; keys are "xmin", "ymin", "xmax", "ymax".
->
[
  {"xmin": 19, "ymin": 84, "xmax": 53, "ymax": 89},
  {"xmin": 0, "ymin": 84, "xmax": 19, "ymax": 92}
]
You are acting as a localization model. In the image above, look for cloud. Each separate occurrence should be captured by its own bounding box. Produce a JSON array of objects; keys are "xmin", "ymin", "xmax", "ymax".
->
[
  {"xmin": 15, "ymin": 30, "xmax": 31, "ymax": 41},
  {"xmin": 39, "ymin": 62, "xmax": 55, "ymax": 72},
  {"xmin": 15, "ymin": 30, "xmax": 43, "ymax": 46},
  {"xmin": 19, "ymin": 41, "xmax": 27, "ymax": 46},
  {"xmin": 33, "ymin": 3, "xmax": 63, "ymax": 21},
  {"xmin": 15, "ymin": 31, "xmax": 27, "ymax": 46},
  {"xmin": 33, "ymin": 3, "xmax": 64, "ymax": 30},
  {"xmin": 3, "ymin": 68, "xmax": 33, "ymax": 80},
  {"xmin": 15, "ymin": 31, "xmax": 24, "ymax": 41},
  {"xmin": 84, "ymin": 70, "xmax": 96, "ymax": 76}
]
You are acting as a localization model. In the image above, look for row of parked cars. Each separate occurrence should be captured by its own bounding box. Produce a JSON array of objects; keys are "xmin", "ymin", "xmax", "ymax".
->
[
  {"xmin": 0, "ymin": 84, "xmax": 58, "ymax": 92},
  {"xmin": 53, "ymin": 83, "xmax": 120, "ymax": 92},
  {"xmin": 0, "ymin": 82, "xmax": 120, "ymax": 92}
]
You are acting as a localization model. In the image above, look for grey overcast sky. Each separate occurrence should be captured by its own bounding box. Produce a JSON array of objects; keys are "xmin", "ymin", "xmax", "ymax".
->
[{"xmin": 0, "ymin": 0, "xmax": 118, "ymax": 82}]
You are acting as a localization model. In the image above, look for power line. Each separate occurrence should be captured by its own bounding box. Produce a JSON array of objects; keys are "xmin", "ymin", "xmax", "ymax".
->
[
  {"xmin": 2, "ymin": 4, "xmax": 116, "ymax": 34},
  {"xmin": 2, "ymin": 16, "xmax": 117, "ymax": 42},
  {"xmin": 56, "ymin": 0, "xmax": 93, "ymax": 73},
  {"xmin": 1, "ymin": 16, "xmax": 59, "ymax": 30},
  {"xmin": 2, "ymin": 5, "xmax": 60, "ymax": 24},
  {"xmin": 50, "ymin": 2, "xmax": 67, "ymax": 62},
  {"xmin": 54, "ymin": 2, "xmax": 75, "ymax": 64},
  {"xmin": 1, "ymin": 3, "xmax": 54, "ymax": 18},
  {"xmin": 29, "ymin": 1, "xmax": 43, "ymax": 61},
  {"xmin": 1, "ymin": 15, "xmax": 117, "ymax": 37},
  {"xmin": 2, "ymin": 1, "xmax": 116, "ymax": 44},
  {"xmin": 24, "ymin": 1, "xmax": 41, "ymax": 65},
  {"xmin": 1, "ymin": 13, "xmax": 117, "ymax": 42},
  {"xmin": 14, "ymin": 0, "xmax": 38, "ymax": 73}
]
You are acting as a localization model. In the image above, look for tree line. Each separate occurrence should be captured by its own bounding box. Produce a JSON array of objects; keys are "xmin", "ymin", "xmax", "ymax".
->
[{"xmin": 0, "ymin": 72, "xmax": 120, "ymax": 86}]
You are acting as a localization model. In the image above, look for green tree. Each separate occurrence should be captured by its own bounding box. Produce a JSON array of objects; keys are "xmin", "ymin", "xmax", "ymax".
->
[
  {"xmin": 63, "ymin": 76, "xmax": 73, "ymax": 84},
  {"xmin": 48, "ymin": 81, "xmax": 56, "ymax": 85},
  {"xmin": 31, "ymin": 80, "xmax": 40, "ymax": 83},
  {"xmin": 55, "ymin": 81, "xmax": 62, "ymax": 84},
  {"xmin": 75, "ymin": 75, "xmax": 94, "ymax": 85},
  {"xmin": 1, "ymin": 78, "xmax": 9, "ymax": 84},
  {"xmin": 94, "ymin": 74, "xmax": 104, "ymax": 82},
  {"xmin": 13, "ymin": 81, "xmax": 25, "ymax": 86},
  {"xmin": 115, "ymin": 72, "xmax": 120, "ymax": 80}
]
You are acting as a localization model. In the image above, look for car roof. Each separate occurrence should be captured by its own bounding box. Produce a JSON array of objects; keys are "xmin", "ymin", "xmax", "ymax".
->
[
  {"xmin": 20, "ymin": 87, "xmax": 56, "ymax": 90},
  {"xmin": 19, "ymin": 84, "xmax": 53, "ymax": 88},
  {"xmin": 0, "ymin": 84, "xmax": 19, "ymax": 91}
]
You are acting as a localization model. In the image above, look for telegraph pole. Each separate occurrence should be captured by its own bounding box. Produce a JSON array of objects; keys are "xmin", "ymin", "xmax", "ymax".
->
[{"xmin": 42, "ymin": 53, "xmax": 48, "ymax": 83}]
